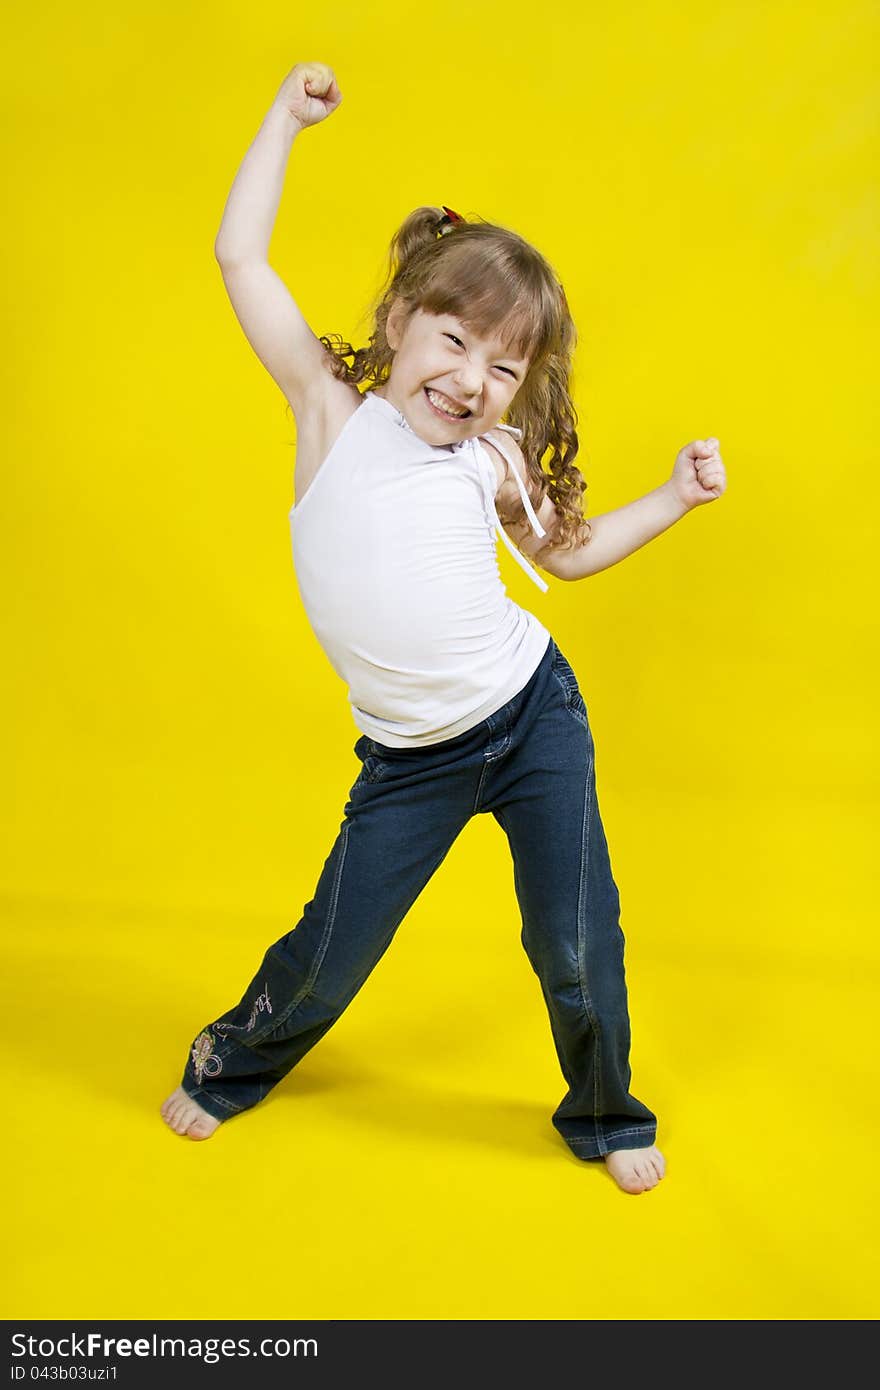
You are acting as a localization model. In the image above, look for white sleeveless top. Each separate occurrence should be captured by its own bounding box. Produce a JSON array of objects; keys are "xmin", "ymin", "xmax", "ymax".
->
[{"xmin": 289, "ymin": 389, "xmax": 552, "ymax": 747}]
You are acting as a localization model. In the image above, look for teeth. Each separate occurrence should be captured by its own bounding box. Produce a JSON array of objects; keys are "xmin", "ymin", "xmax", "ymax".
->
[{"xmin": 427, "ymin": 388, "xmax": 469, "ymax": 418}]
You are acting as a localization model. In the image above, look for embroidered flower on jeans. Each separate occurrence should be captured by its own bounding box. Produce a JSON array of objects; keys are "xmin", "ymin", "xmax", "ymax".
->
[{"xmin": 191, "ymin": 1029, "xmax": 223, "ymax": 1084}]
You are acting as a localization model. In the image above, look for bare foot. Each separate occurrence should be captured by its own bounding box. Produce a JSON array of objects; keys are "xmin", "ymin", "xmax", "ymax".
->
[
  {"xmin": 604, "ymin": 1145, "xmax": 665, "ymax": 1193},
  {"xmin": 160, "ymin": 1085, "xmax": 222, "ymax": 1140}
]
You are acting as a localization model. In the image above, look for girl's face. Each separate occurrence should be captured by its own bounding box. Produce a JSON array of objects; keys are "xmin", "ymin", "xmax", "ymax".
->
[{"xmin": 380, "ymin": 304, "xmax": 530, "ymax": 445}]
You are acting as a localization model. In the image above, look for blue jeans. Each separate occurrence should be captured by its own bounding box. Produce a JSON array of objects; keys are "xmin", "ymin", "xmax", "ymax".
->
[{"xmin": 180, "ymin": 637, "xmax": 658, "ymax": 1160}]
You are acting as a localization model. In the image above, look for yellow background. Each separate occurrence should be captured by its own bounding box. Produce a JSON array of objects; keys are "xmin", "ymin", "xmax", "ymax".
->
[{"xmin": 4, "ymin": 1, "xmax": 878, "ymax": 1319}]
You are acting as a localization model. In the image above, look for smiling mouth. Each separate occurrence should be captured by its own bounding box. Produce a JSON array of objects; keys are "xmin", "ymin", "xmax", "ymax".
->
[{"xmin": 424, "ymin": 386, "xmax": 472, "ymax": 420}]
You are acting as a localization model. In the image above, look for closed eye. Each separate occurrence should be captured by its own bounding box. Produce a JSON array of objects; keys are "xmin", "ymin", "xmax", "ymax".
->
[{"xmin": 444, "ymin": 333, "xmax": 517, "ymax": 378}]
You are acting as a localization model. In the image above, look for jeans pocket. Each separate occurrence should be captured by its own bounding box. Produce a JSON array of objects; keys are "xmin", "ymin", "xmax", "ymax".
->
[{"xmin": 549, "ymin": 642, "xmax": 590, "ymax": 728}]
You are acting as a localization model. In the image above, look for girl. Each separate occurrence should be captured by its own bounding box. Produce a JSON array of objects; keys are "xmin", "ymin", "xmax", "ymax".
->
[{"xmin": 160, "ymin": 62, "xmax": 727, "ymax": 1195}]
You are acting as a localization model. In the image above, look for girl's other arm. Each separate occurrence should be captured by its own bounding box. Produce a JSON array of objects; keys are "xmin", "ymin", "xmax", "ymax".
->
[
  {"xmin": 543, "ymin": 483, "xmax": 690, "ymax": 579},
  {"xmin": 213, "ymin": 64, "xmax": 343, "ymax": 418},
  {"xmin": 509, "ymin": 438, "xmax": 727, "ymax": 580}
]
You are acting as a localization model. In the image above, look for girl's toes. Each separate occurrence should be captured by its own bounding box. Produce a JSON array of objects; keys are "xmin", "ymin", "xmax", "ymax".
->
[{"xmin": 187, "ymin": 1114, "xmax": 220, "ymax": 1140}]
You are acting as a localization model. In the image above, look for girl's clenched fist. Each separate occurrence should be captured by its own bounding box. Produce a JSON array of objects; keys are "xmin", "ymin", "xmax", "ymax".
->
[
  {"xmin": 274, "ymin": 62, "xmax": 343, "ymax": 130},
  {"xmin": 669, "ymin": 437, "xmax": 727, "ymax": 510}
]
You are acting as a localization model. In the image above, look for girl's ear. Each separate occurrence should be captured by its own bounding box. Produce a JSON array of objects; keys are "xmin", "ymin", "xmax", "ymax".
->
[
  {"xmin": 387, "ymin": 296, "xmax": 417, "ymax": 352},
  {"xmin": 386, "ymin": 297, "xmax": 404, "ymax": 351}
]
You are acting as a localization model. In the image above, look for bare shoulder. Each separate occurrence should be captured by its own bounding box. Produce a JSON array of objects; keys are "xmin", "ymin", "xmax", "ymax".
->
[
  {"xmin": 478, "ymin": 429, "xmax": 535, "ymax": 516},
  {"xmin": 291, "ymin": 367, "xmax": 364, "ymax": 509},
  {"xmin": 478, "ymin": 428, "xmax": 565, "ymax": 561}
]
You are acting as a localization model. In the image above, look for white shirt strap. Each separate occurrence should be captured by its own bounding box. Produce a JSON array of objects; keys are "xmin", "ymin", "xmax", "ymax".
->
[
  {"xmin": 473, "ymin": 438, "xmax": 550, "ymax": 594},
  {"xmin": 479, "ymin": 430, "xmax": 547, "ymax": 539}
]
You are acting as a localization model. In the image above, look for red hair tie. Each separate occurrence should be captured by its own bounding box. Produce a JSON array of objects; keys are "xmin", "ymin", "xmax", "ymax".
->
[{"xmin": 436, "ymin": 205, "xmax": 464, "ymax": 237}]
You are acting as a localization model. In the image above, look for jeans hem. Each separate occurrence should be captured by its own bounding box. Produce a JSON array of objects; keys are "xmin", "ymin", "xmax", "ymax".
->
[
  {"xmin": 560, "ymin": 1127, "xmax": 657, "ymax": 1161},
  {"xmin": 180, "ymin": 1080, "xmax": 244, "ymax": 1121}
]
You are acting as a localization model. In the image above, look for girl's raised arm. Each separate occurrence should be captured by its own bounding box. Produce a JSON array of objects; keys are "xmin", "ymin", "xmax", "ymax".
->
[{"xmin": 213, "ymin": 63, "xmax": 343, "ymax": 419}]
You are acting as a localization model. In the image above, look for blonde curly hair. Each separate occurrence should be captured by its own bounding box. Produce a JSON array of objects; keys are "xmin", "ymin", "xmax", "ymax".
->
[{"xmin": 311, "ymin": 205, "xmax": 591, "ymax": 557}]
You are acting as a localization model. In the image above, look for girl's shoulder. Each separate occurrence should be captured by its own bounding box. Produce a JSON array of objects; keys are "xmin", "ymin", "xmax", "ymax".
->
[{"xmin": 477, "ymin": 429, "xmax": 535, "ymax": 511}]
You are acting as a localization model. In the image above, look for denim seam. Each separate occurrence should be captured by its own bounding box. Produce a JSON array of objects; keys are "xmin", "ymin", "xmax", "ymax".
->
[
  {"xmin": 567, "ymin": 702, "xmax": 589, "ymax": 729},
  {"xmin": 472, "ymin": 759, "xmax": 490, "ymax": 815},
  {"xmin": 548, "ymin": 659, "xmax": 571, "ymax": 702},
  {"xmin": 472, "ymin": 724, "xmax": 510, "ymax": 814},
  {"xmin": 561, "ymin": 1123, "xmax": 653, "ymax": 1145},
  {"xmin": 576, "ymin": 745, "xmax": 605, "ymax": 1155},
  {"xmin": 181, "ymin": 1083, "xmax": 243, "ymax": 1116},
  {"xmin": 263, "ymin": 820, "xmax": 352, "ymax": 1039},
  {"xmin": 270, "ymin": 834, "xmax": 459, "ymax": 1046},
  {"xmin": 549, "ymin": 659, "xmax": 589, "ymax": 729},
  {"xmin": 566, "ymin": 1128, "xmax": 654, "ymax": 1142},
  {"xmin": 364, "ymin": 748, "xmax": 387, "ymax": 783}
]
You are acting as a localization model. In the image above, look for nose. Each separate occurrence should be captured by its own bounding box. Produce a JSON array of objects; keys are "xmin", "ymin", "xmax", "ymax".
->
[{"xmin": 453, "ymin": 368, "xmax": 483, "ymax": 405}]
